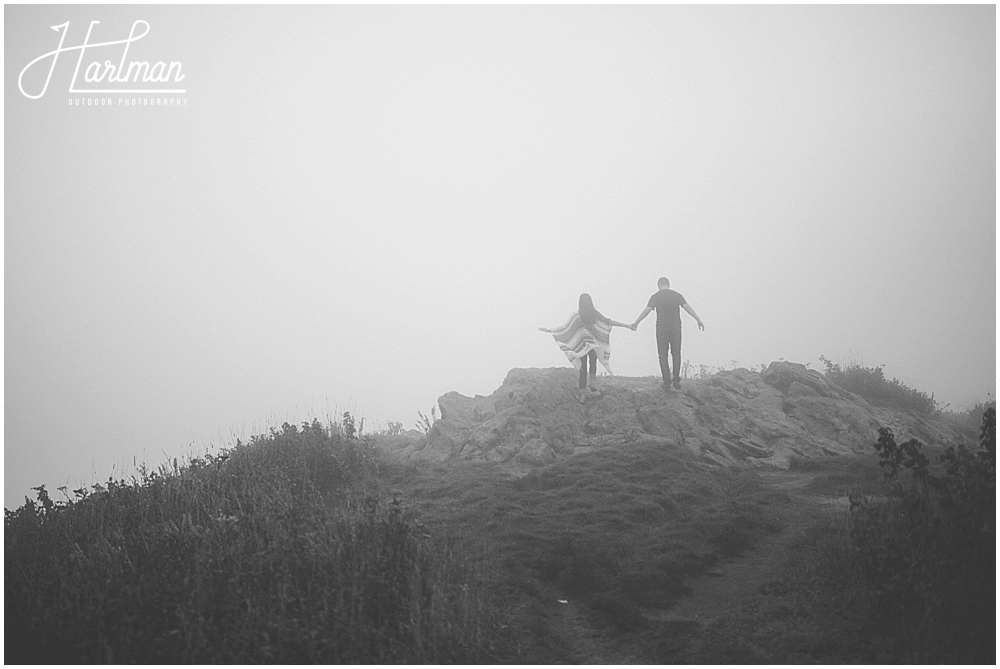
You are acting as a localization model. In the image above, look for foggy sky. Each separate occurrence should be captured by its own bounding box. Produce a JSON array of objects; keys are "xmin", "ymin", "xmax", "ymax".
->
[{"xmin": 5, "ymin": 4, "xmax": 996, "ymax": 509}]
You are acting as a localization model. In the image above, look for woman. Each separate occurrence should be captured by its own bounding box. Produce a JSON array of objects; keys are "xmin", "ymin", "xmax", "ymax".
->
[{"xmin": 540, "ymin": 293, "xmax": 634, "ymax": 399}]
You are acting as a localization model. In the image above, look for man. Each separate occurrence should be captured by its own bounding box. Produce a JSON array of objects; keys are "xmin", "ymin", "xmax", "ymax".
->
[{"xmin": 632, "ymin": 277, "xmax": 704, "ymax": 389}]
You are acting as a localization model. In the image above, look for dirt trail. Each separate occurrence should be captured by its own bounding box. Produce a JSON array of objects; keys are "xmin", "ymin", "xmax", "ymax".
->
[
  {"xmin": 662, "ymin": 472, "xmax": 829, "ymax": 618},
  {"xmin": 546, "ymin": 598, "xmax": 645, "ymax": 665},
  {"xmin": 546, "ymin": 470, "xmax": 847, "ymax": 664},
  {"xmin": 651, "ymin": 470, "xmax": 848, "ymax": 663}
]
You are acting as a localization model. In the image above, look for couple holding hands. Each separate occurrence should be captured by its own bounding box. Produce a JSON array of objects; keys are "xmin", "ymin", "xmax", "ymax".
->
[{"xmin": 540, "ymin": 277, "xmax": 704, "ymax": 399}]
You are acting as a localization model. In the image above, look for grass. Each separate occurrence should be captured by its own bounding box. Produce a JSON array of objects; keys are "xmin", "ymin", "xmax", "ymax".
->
[
  {"xmin": 5, "ymin": 419, "xmax": 511, "ymax": 664},
  {"xmin": 819, "ymin": 356, "xmax": 939, "ymax": 415},
  {"xmin": 682, "ymin": 512, "xmax": 875, "ymax": 663},
  {"xmin": 383, "ymin": 440, "xmax": 799, "ymax": 661},
  {"xmin": 8, "ymin": 400, "xmax": 993, "ymax": 663},
  {"xmin": 841, "ymin": 410, "xmax": 996, "ymax": 663},
  {"xmin": 713, "ymin": 409, "xmax": 997, "ymax": 664}
]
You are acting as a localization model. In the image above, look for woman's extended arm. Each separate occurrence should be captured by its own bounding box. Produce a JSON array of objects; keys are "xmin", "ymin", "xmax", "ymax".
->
[{"xmin": 608, "ymin": 319, "xmax": 635, "ymax": 330}]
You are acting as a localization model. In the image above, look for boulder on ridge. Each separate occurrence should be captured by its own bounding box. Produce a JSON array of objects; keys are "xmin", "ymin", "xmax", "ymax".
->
[{"xmin": 382, "ymin": 361, "xmax": 963, "ymax": 469}]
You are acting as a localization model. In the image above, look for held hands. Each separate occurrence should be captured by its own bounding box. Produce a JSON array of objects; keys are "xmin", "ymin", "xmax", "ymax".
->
[{"xmin": 539, "ymin": 327, "xmax": 551, "ymax": 333}]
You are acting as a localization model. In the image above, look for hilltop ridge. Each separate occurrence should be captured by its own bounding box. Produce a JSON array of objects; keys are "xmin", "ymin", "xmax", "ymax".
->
[{"xmin": 383, "ymin": 361, "xmax": 960, "ymax": 468}]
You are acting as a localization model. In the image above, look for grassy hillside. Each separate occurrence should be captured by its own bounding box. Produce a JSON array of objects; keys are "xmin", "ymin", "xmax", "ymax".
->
[
  {"xmin": 7, "ymin": 405, "xmax": 994, "ymax": 663},
  {"xmin": 7, "ymin": 416, "xmax": 815, "ymax": 663},
  {"xmin": 5, "ymin": 419, "xmax": 511, "ymax": 663},
  {"xmin": 382, "ymin": 442, "xmax": 891, "ymax": 663}
]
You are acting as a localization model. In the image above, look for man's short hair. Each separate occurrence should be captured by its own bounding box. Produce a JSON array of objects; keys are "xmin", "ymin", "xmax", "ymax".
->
[{"xmin": 658, "ymin": 277, "xmax": 670, "ymax": 288}]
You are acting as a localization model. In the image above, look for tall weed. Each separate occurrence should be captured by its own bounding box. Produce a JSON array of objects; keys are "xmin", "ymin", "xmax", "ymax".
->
[
  {"xmin": 846, "ymin": 408, "xmax": 995, "ymax": 662},
  {"xmin": 819, "ymin": 356, "xmax": 938, "ymax": 415},
  {"xmin": 5, "ymin": 419, "xmax": 509, "ymax": 663}
]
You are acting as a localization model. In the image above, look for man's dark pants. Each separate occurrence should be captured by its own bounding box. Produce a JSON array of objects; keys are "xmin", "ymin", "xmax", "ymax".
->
[{"xmin": 656, "ymin": 324, "xmax": 682, "ymax": 383}]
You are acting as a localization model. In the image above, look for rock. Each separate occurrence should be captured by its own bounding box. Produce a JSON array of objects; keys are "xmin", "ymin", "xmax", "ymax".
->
[
  {"xmin": 393, "ymin": 363, "xmax": 963, "ymax": 470},
  {"xmin": 516, "ymin": 438, "xmax": 557, "ymax": 465},
  {"xmin": 761, "ymin": 361, "xmax": 853, "ymax": 401}
]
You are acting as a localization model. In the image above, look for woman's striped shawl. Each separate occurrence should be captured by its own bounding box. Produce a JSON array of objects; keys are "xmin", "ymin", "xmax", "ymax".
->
[{"xmin": 547, "ymin": 311, "xmax": 613, "ymax": 374}]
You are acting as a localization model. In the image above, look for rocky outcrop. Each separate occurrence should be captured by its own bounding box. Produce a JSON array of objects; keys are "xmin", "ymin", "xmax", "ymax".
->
[{"xmin": 382, "ymin": 362, "xmax": 964, "ymax": 469}]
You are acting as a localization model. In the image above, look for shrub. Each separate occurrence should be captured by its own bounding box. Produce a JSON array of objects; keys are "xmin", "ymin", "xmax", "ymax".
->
[
  {"xmin": 846, "ymin": 408, "xmax": 995, "ymax": 662},
  {"xmin": 819, "ymin": 356, "xmax": 938, "ymax": 415},
  {"xmin": 947, "ymin": 394, "xmax": 996, "ymax": 441},
  {"xmin": 5, "ymin": 418, "xmax": 509, "ymax": 663}
]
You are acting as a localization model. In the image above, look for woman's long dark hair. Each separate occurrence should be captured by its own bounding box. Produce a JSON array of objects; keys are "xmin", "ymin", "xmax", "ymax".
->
[{"xmin": 578, "ymin": 293, "xmax": 604, "ymax": 327}]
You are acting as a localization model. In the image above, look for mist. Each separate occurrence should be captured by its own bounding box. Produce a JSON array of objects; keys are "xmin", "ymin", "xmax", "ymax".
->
[{"xmin": 5, "ymin": 4, "xmax": 995, "ymax": 509}]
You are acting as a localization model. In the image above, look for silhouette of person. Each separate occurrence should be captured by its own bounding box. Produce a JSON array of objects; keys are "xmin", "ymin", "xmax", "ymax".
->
[
  {"xmin": 632, "ymin": 277, "xmax": 704, "ymax": 389},
  {"xmin": 541, "ymin": 293, "xmax": 634, "ymax": 400}
]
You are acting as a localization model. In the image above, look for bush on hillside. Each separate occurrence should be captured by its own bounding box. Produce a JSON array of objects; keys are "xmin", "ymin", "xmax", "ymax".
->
[
  {"xmin": 847, "ymin": 408, "xmax": 995, "ymax": 663},
  {"xmin": 5, "ymin": 418, "xmax": 507, "ymax": 664},
  {"xmin": 947, "ymin": 395, "xmax": 997, "ymax": 441},
  {"xmin": 819, "ymin": 356, "xmax": 938, "ymax": 415}
]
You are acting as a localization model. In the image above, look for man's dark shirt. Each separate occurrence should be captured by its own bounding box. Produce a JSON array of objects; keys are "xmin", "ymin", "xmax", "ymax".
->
[{"xmin": 647, "ymin": 289, "xmax": 686, "ymax": 328}]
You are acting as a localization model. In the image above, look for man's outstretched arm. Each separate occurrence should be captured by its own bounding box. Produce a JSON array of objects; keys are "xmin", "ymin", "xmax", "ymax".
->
[
  {"xmin": 682, "ymin": 303, "xmax": 705, "ymax": 331},
  {"xmin": 631, "ymin": 307, "xmax": 653, "ymax": 329}
]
